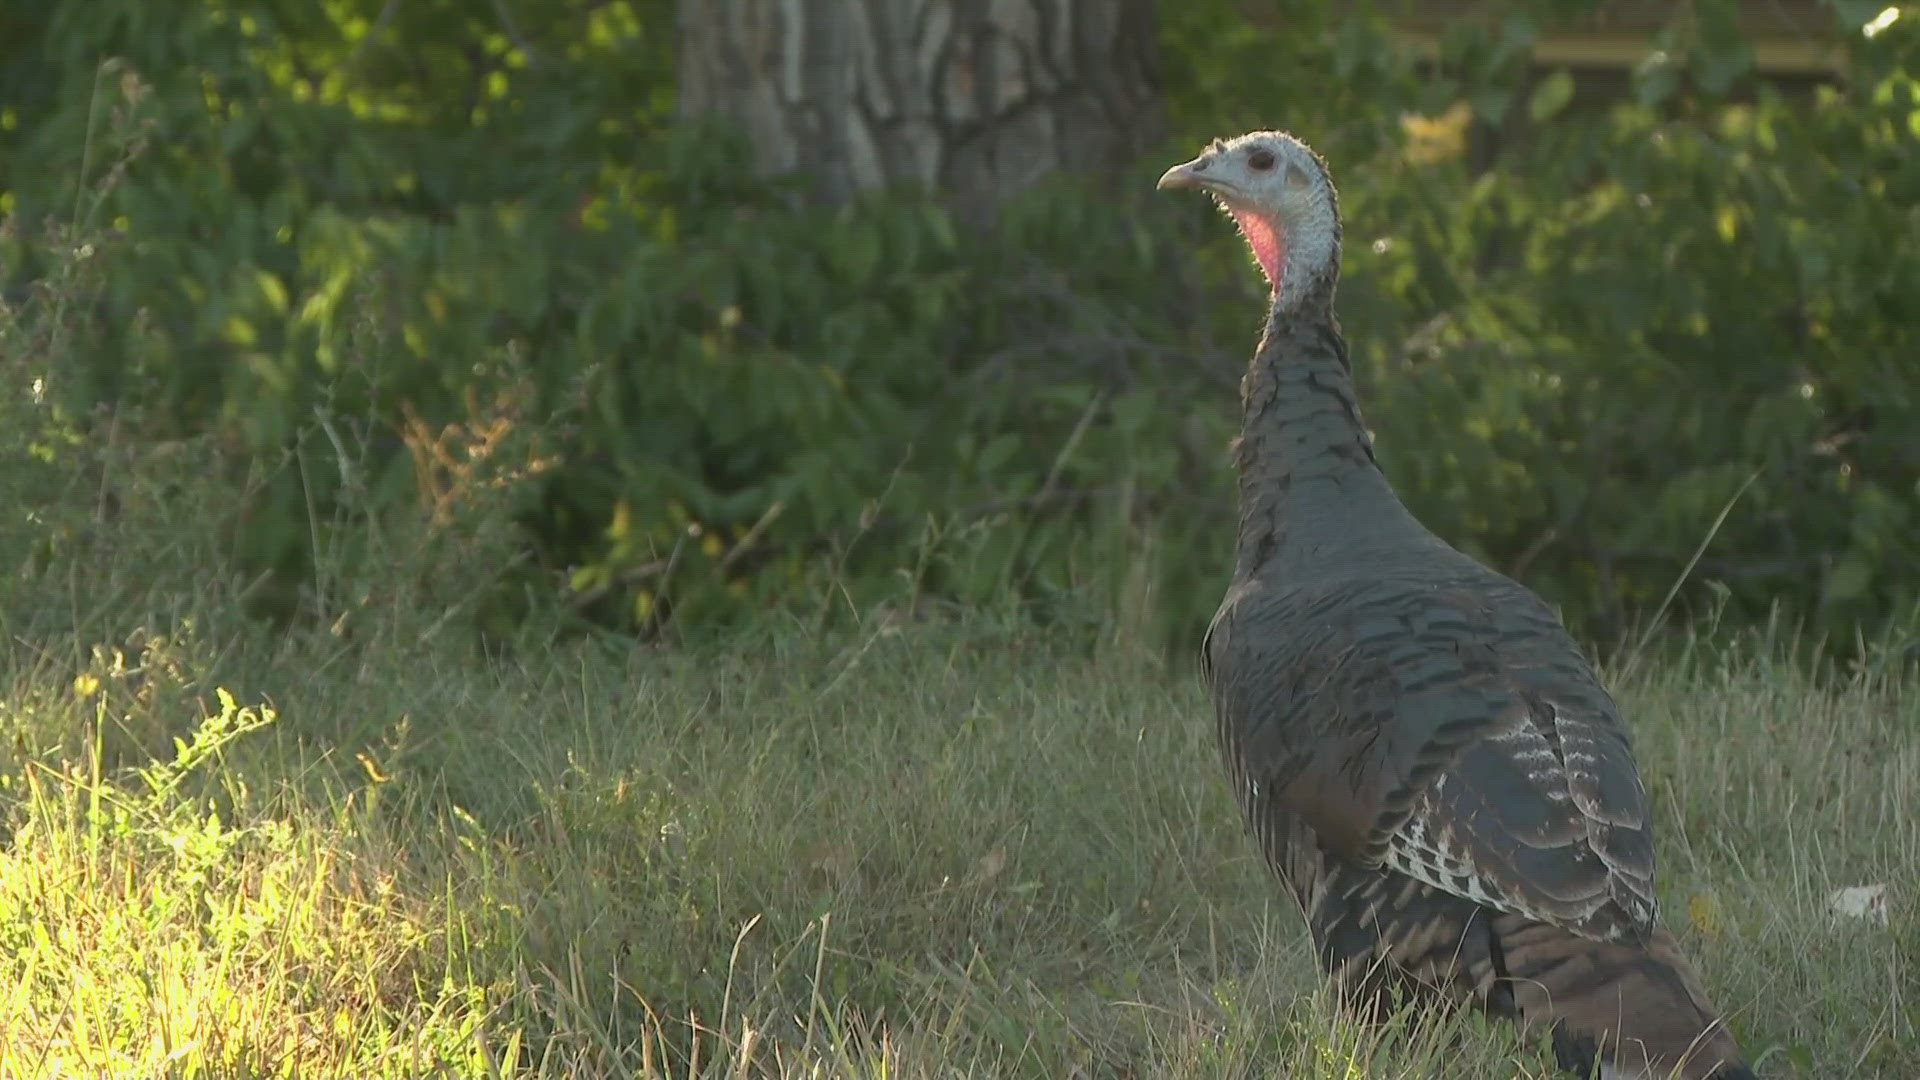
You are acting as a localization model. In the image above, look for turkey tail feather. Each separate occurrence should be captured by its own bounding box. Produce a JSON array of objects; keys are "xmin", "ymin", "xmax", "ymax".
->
[
  {"xmin": 1493, "ymin": 915, "xmax": 1749, "ymax": 1080},
  {"xmin": 1311, "ymin": 862, "xmax": 1751, "ymax": 1080}
]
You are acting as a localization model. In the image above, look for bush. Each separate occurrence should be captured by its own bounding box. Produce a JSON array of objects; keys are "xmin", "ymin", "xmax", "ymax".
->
[
  {"xmin": 3, "ymin": 0, "xmax": 1918, "ymax": 652},
  {"xmin": 1164, "ymin": 0, "xmax": 1920, "ymax": 642}
]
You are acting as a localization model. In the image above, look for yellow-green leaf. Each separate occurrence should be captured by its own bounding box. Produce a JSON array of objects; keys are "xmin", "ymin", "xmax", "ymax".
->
[{"xmin": 1529, "ymin": 70, "xmax": 1575, "ymax": 122}]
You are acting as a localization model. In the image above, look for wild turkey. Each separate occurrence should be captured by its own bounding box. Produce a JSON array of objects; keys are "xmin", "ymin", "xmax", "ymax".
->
[{"xmin": 1158, "ymin": 131, "xmax": 1755, "ymax": 1080}]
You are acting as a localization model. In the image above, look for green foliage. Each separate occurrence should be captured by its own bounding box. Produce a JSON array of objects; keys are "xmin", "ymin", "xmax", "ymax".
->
[
  {"xmin": 4, "ymin": 0, "xmax": 1920, "ymax": 648},
  {"xmin": 3, "ymin": 0, "xmax": 1223, "ymax": 646},
  {"xmin": 1163, "ymin": 0, "xmax": 1920, "ymax": 642}
]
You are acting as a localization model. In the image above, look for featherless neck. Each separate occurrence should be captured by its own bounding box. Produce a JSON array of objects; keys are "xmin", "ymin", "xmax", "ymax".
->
[{"xmin": 1232, "ymin": 286, "xmax": 1400, "ymax": 572}]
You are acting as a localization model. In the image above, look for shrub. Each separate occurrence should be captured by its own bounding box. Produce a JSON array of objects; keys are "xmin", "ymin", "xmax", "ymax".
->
[{"xmin": 4, "ymin": 0, "xmax": 1918, "ymax": 651}]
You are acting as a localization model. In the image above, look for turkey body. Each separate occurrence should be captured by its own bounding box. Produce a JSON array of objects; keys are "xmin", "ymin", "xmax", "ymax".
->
[
  {"xmin": 1164, "ymin": 131, "xmax": 1755, "ymax": 1080},
  {"xmin": 1207, "ymin": 538, "xmax": 1743, "ymax": 1078}
]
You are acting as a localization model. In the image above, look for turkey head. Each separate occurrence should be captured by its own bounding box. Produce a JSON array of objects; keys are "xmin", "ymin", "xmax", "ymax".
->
[{"xmin": 1158, "ymin": 131, "xmax": 1342, "ymax": 312}]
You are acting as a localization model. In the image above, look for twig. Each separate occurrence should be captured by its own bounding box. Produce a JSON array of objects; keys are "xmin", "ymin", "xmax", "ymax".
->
[
  {"xmin": 1036, "ymin": 392, "xmax": 1104, "ymax": 509},
  {"xmin": 344, "ymin": 0, "xmax": 401, "ymax": 72},
  {"xmin": 1509, "ymin": 483, "xmax": 1594, "ymax": 580},
  {"xmin": 1627, "ymin": 466, "xmax": 1764, "ymax": 663},
  {"xmin": 717, "ymin": 499, "xmax": 786, "ymax": 574},
  {"xmin": 488, "ymin": 0, "xmax": 542, "ymax": 65}
]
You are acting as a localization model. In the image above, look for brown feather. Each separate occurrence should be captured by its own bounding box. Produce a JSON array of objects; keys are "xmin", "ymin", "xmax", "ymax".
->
[{"xmin": 1300, "ymin": 850, "xmax": 1747, "ymax": 1079}]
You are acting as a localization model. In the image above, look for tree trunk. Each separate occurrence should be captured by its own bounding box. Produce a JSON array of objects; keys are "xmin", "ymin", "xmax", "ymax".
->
[{"xmin": 675, "ymin": 0, "xmax": 1161, "ymax": 218}]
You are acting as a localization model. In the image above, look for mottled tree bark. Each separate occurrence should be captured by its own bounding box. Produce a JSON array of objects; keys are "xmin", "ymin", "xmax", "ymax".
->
[{"xmin": 675, "ymin": 0, "xmax": 1161, "ymax": 217}]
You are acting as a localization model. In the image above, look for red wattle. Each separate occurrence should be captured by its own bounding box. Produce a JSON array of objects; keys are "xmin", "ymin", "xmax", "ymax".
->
[{"xmin": 1229, "ymin": 206, "xmax": 1285, "ymax": 298}]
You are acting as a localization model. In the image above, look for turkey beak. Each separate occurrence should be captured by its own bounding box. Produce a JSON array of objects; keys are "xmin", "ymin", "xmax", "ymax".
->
[{"xmin": 1156, "ymin": 157, "xmax": 1212, "ymax": 192}]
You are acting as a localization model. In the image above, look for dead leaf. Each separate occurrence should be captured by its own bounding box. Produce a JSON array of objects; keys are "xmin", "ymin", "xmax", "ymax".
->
[
  {"xmin": 973, "ymin": 845, "xmax": 1007, "ymax": 883},
  {"xmin": 1400, "ymin": 100, "xmax": 1473, "ymax": 165},
  {"xmin": 1688, "ymin": 892, "xmax": 1724, "ymax": 939},
  {"xmin": 806, "ymin": 840, "xmax": 858, "ymax": 882},
  {"xmin": 1827, "ymin": 884, "xmax": 1889, "ymax": 925}
]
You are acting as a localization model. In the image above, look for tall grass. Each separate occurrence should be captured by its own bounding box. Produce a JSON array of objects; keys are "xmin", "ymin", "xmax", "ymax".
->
[{"xmin": 0, "ymin": 545, "xmax": 1912, "ymax": 1077}]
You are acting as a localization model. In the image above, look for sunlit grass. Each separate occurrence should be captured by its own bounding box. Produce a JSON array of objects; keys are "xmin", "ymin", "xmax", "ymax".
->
[{"xmin": 0, "ymin": 605, "xmax": 1912, "ymax": 1077}]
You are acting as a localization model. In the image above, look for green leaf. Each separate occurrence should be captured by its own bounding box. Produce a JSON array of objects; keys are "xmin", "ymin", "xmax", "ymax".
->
[
  {"xmin": 1826, "ymin": 558, "xmax": 1873, "ymax": 602},
  {"xmin": 1634, "ymin": 52, "xmax": 1680, "ymax": 107},
  {"xmin": 253, "ymin": 269, "xmax": 289, "ymax": 315},
  {"xmin": 1528, "ymin": 71, "xmax": 1574, "ymax": 123},
  {"xmin": 838, "ymin": 222, "xmax": 881, "ymax": 288}
]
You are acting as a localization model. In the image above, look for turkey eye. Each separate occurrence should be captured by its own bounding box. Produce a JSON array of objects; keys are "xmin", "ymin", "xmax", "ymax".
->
[{"xmin": 1248, "ymin": 149, "xmax": 1276, "ymax": 171}]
